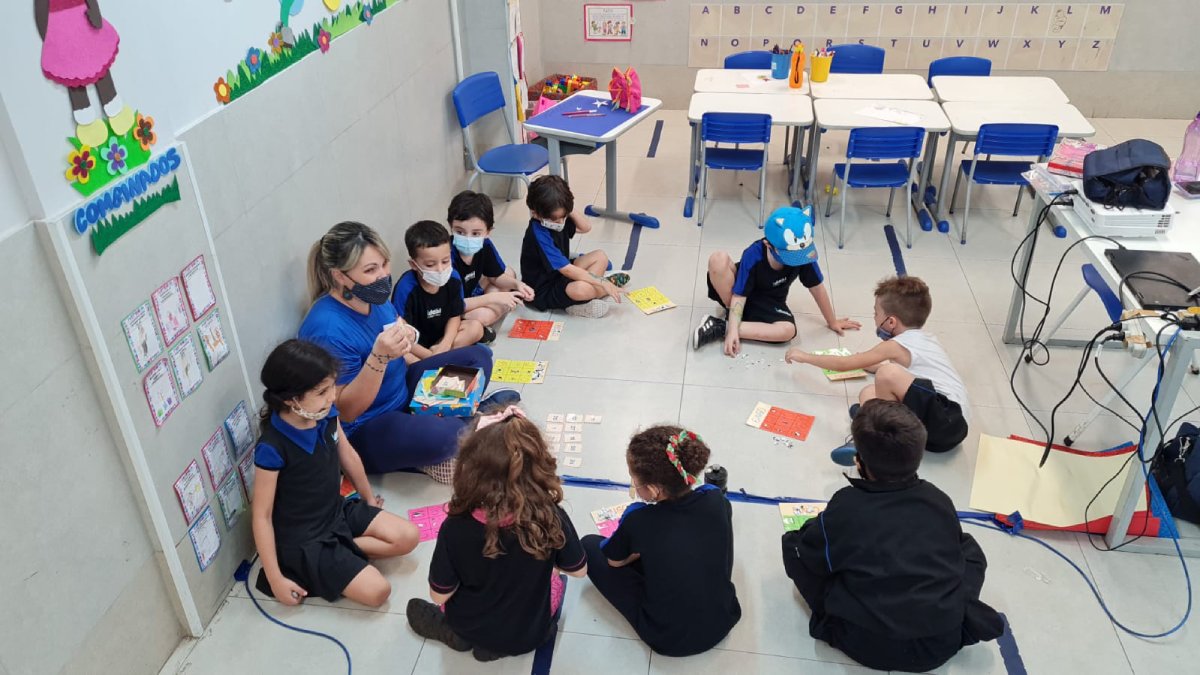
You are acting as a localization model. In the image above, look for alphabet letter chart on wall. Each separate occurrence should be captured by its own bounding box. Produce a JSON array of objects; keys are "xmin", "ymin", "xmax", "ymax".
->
[{"xmin": 689, "ymin": 4, "xmax": 1123, "ymax": 72}]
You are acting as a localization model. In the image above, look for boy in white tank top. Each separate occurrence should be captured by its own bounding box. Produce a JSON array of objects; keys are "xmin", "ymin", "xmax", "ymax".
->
[{"xmin": 784, "ymin": 276, "xmax": 969, "ymax": 465}]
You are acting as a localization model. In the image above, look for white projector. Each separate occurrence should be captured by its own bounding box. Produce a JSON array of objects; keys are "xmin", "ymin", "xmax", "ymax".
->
[{"xmin": 1069, "ymin": 181, "xmax": 1176, "ymax": 238}]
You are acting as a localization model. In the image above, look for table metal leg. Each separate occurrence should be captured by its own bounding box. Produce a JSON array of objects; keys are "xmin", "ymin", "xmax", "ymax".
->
[
  {"xmin": 935, "ymin": 131, "xmax": 957, "ymax": 234},
  {"xmin": 910, "ymin": 131, "xmax": 938, "ymax": 232},
  {"xmin": 788, "ymin": 124, "xmax": 809, "ymax": 207},
  {"xmin": 547, "ymin": 137, "xmax": 563, "ymax": 178},
  {"xmin": 806, "ymin": 126, "xmax": 822, "ymax": 215},
  {"xmin": 684, "ymin": 123, "xmax": 699, "ymax": 218},
  {"xmin": 584, "ymin": 139, "xmax": 660, "ymax": 229}
]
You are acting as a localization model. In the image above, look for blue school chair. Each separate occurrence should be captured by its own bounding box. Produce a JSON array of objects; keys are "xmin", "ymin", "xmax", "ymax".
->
[
  {"xmin": 697, "ymin": 112, "xmax": 772, "ymax": 228},
  {"xmin": 825, "ymin": 127, "xmax": 925, "ymax": 249},
  {"xmin": 948, "ymin": 123, "xmax": 1059, "ymax": 244},
  {"xmin": 828, "ymin": 44, "xmax": 885, "ymax": 74},
  {"xmin": 927, "ymin": 56, "xmax": 992, "ymax": 87},
  {"xmin": 723, "ymin": 50, "xmax": 773, "ymax": 69},
  {"xmin": 452, "ymin": 71, "xmax": 548, "ymax": 196}
]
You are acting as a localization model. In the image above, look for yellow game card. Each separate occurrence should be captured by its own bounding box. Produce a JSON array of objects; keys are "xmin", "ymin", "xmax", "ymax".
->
[
  {"xmin": 627, "ymin": 286, "xmax": 676, "ymax": 315},
  {"xmin": 491, "ymin": 359, "xmax": 548, "ymax": 384}
]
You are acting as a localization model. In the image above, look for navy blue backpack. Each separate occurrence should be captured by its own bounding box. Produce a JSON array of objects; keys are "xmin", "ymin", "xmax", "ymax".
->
[
  {"xmin": 1151, "ymin": 423, "xmax": 1200, "ymax": 524},
  {"xmin": 1082, "ymin": 139, "xmax": 1172, "ymax": 210}
]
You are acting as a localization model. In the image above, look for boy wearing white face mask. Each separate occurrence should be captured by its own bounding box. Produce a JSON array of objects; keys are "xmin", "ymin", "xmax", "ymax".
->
[
  {"xmin": 392, "ymin": 221, "xmax": 486, "ymax": 358},
  {"xmin": 447, "ymin": 191, "xmax": 535, "ymax": 335}
]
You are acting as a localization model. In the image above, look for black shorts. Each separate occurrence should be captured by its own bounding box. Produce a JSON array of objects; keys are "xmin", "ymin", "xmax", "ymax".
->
[
  {"xmin": 529, "ymin": 275, "xmax": 586, "ymax": 311},
  {"xmin": 903, "ymin": 378, "xmax": 969, "ymax": 453},
  {"xmin": 706, "ymin": 267, "xmax": 795, "ymax": 325},
  {"xmin": 272, "ymin": 499, "xmax": 382, "ymax": 602}
]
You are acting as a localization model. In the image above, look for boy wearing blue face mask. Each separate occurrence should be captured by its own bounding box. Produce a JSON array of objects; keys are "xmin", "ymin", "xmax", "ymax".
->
[
  {"xmin": 784, "ymin": 276, "xmax": 969, "ymax": 464},
  {"xmin": 519, "ymin": 175, "xmax": 629, "ymax": 319},
  {"xmin": 696, "ymin": 206, "xmax": 859, "ymax": 356},
  {"xmin": 392, "ymin": 220, "xmax": 486, "ymax": 358},
  {"xmin": 446, "ymin": 191, "xmax": 535, "ymax": 335}
]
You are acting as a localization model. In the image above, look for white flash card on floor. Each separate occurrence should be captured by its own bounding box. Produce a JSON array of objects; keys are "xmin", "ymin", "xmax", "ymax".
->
[
  {"xmin": 566, "ymin": 414, "xmax": 583, "ymax": 423},
  {"xmin": 564, "ymin": 433, "xmax": 582, "ymax": 443},
  {"xmin": 546, "ymin": 423, "xmax": 564, "ymax": 432},
  {"xmin": 549, "ymin": 443, "xmax": 561, "ymax": 453},
  {"xmin": 565, "ymin": 423, "xmax": 583, "ymax": 432},
  {"xmin": 585, "ymin": 414, "xmax": 603, "ymax": 424},
  {"xmin": 547, "ymin": 413, "xmax": 565, "ymax": 423},
  {"xmin": 546, "ymin": 433, "xmax": 561, "ymax": 443},
  {"xmin": 563, "ymin": 456, "xmax": 582, "ymax": 468},
  {"xmin": 565, "ymin": 443, "xmax": 583, "ymax": 453}
]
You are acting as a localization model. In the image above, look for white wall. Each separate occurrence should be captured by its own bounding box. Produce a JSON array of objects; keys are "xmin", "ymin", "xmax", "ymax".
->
[{"xmin": 0, "ymin": 131, "xmax": 31, "ymax": 239}]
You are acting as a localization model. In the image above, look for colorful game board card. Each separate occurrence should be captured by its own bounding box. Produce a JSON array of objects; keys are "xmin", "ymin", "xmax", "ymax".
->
[
  {"xmin": 779, "ymin": 502, "xmax": 827, "ymax": 531},
  {"xmin": 180, "ymin": 255, "xmax": 217, "ymax": 320},
  {"xmin": 169, "ymin": 334, "xmax": 204, "ymax": 398},
  {"xmin": 627, "ymin": 286, "xmax": 677, "ymax": 315},
  {"xmin": 216, "ymin": 476, "xmax": 246, "ymax": 529},
  {"xmin": 407, "ymin": 503, "xmax": 450, "ymax": 542},
  {"xmin": 151, "ymin": 277, "xmax": 191, "ymax": 346},
  {"xmin": 591, "ymin": 502, "xmax": 633, "ymax": 537},
  {"xmin": 492, "ymin": 359, "xmax": 548, "ymax": 384},
  {"xmin": 812, "ymin": 348, "xmax": 867, "ymax": 381},
  {"xmin": 188, "ymin": 507, "xmax": 222, "ymax": 572},
  {"xmin": 238, "ymin": 452, "xmax": 256, "ymax": 499},
  {"xmin": 121, "ymin": 301, "xmax": 164, "ymax": 372},
  {"xmin": 224, "ymin": 401, "xmax": 255, "ymax": 455},
  {"xmin": 195, "ymin": 310, "xmax": 230, "ymax": 371},
  {"xmin": 143, "ymin": 359, "xmax": 180, "ymax": 427},
  {"xmin": 508, "ymin": 319, "xmax": 564, "ymax": 341},
  {"xmin": 174, "ymin": 460, "xmax": 208, "ymax": 524},
  {"xmin": 563, "ymin": 456, "xmax": 582, "ymax": 468},
  {"xmin": 200, "ymin": 429, "xmax": 234, "ymax": 489},
  {"xmin": 746, "ymin": 401, "xmax": 815, "ymax": 441}
]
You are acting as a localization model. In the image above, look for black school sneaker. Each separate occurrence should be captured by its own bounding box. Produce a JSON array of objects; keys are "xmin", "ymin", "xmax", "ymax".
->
[
  {"xmin": 479, "ymin": 325, "xmax": 497, "ymax": 345},
  {"xmin": 406, "ymin": 598, "xmax": 472, "ymax": 651},
  {"xmin": 693, "ymin": 315, "xmax": 727, "ymax": 350}
]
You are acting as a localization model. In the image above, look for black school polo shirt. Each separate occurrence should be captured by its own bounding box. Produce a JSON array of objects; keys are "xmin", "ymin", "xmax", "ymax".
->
[
  {"xmin": 390, "ymin": 270, "xmax": 466, "ymax": 348},
  {"xmin": 733, "ymin": 239, "xmax": 823, "ymax": 301},
  {"xmin": 253, "ymin": 411, "xmax": 342, "ymax": 547},
  {"xmin": 452, "ymin": 239, "xmax": 508, "ymax": 298},
  {"xmin": 519, "ymin": 216, "xmax": 577, "ymax": 291}
]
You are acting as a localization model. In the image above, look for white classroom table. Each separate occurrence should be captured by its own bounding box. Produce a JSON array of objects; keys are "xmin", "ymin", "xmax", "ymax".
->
[
  {"xmin": 685, "ymin": 92, "xmax": 815, "ymax": 214},
  {"xmin": 524, "ymin": 90, "xmax": 663, "ymax": 228},
  {"xmin": 934, "ymin": 101, "xmax": 1096, "ymax": 230},
  {"xmin": 693, "ymin": 69, "xmax": 810, "ymax": 95},
  {"xmin": 807, "ymin": 99, "xmax": 951, "ymax": 227},
  {"xmin": 932, "ymin": 75, "xmax": 1069, "ymax": 103},
  {"xmin": 1005, "ymin": 178, "xmax": 1200, "ymax": 556},
  {"xmin": 809, "ymin": 73, "xmax": 933, "ymax": 100}
]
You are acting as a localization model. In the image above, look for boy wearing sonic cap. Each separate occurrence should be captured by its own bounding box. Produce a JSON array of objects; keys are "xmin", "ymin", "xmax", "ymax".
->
[{"xmin": 697, "ymin": 206, "xmax": 859, "ymax": 355}]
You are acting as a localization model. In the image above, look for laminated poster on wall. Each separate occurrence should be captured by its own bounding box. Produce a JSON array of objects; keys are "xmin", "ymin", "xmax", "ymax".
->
[
  {"xmin": 238, "ymin": 451, "xmax": 256, "ymax": 499},
  {"xmin": 216, "ymin": 476, "xmax": 246, "ymax": 529},
  {"xmin": 121, "ymin": 301, "xmax": 164, "ymax": 372},
  {"xmin": 143, "ymin": 359, "xmax": 180, "ymax": 427},
  {"xmin": 200, "ymin": 428, "xmax": 235, "ymax": 490},
  {"xmin": 151, "ymin": 277, "xmax": 191, "ymax": 346},
  {"xmin": 173, "ymin": 459, "xmax": 208, "ymax": 525},
  {"xmin": 169, "ymin": 334, "xmax": 204, "ymax": 399},
  {"xmin": 188, "ymin": 507, "xmax": 222, "ymax": 572},
  {"xmin": 225, "ymin": 401, "xmax": 255, "ymax": 456},
  {"xmin": 195, "ymin": 310, "xmax": 230, "ymax": 371},
  {"xmin": 180, "ymin": 256, "xmax": 217, "ymax": 320}
]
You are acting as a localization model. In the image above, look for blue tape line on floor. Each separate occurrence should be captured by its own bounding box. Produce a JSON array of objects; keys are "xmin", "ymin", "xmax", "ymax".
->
[
  {"xmin": 883, "ymin": 224, "xmax": 907, "ymax": 277},
  {"xmin": 997, "ymin": 613, "xmax": 1028, "ymax": 675},
  {"xmin": 622, "ymin": 224, "xmax": 643, "ymax": 271},
  {"xmin": 647, "ymin": 119, "xmax": 664, "ymax": 158}
]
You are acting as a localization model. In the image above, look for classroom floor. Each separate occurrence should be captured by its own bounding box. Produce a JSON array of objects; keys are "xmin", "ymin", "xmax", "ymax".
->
[{"xmin": 161, "ymin": 114, "xmax": 1200, "ymax": 674}]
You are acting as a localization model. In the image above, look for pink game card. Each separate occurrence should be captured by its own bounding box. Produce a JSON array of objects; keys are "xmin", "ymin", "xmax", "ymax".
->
[{"xmin": 408, "ymin": 503, "xmax": 449, "ymax": 542}]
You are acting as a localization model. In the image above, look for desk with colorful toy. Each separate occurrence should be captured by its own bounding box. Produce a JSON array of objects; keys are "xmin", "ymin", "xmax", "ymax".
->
[
  {"xmin": 685, "ymin": 92, "xmax": 814, "ymax": 216},
  {"xmin": 692, "ymin": 69, "xmax": 810, "ymax": 95},
  {"xmin": 933, "ymin": 102, "xmax": 1095, "ymax": 234},
  {"xmin": 1005, "ymin": 175, "xmax": 1200, "ymax": 557},
  {"xmin": 807, "ymin": 99, "xmax": 950, "ymax": 236},
  {"xmin": 524, "ymin": 90, "xmax": 663, "ymax": 228}
]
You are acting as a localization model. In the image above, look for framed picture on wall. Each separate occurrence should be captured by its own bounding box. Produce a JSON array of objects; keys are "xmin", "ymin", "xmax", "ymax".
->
[
  {"xmin": 188, "ymin": 507, "xmax": 222, "ymax": 572},
  {"xmin": 180, "ymin": 256, "xmax": 217, "ymax": 320},
  {"xmin": 225, "ymin": 401, "xmax": 255, "ymax": 456},
  {"xmin": 173, "ymin": 459, "xmax": 208, "ymax": 525},
  {"xmin": 238, "ymin": 451, "xmax": 256, "ymax": 500},
  {"xmin": 143, "ymin": 359, "xmax": 180, "ymax": 427},
  {"xmin": 121, "ymin": 301, "xmax": 164, "ymax": 372},
  {"xmin": 169, "ymin": 334, "xmax": 204, "ymax": 399},
  {"xmin": 200, "ymin": 428, "xmax": 234, "ymax": 490},
  {"xmin": 584, "ymin": 4, "xmax": 633, "ymax": 42},
  {"xmin": 151, "ymin": 277, "xmax": 191, "ymax": 346},
  {"xmin": 196, "ymin": 309, "xmax": 230, "ymax": 371}
]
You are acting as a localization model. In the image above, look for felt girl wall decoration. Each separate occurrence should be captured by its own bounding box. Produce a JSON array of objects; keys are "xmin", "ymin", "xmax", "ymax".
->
[{"xmin": 36, "ymin": 0, "xmax": 134, "ymax": 148}]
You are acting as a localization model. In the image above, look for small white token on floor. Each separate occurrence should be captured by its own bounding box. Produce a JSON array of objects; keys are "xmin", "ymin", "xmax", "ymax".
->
[
  {"xmin": 549, "ymin": 443, "xmax": 561, "ymax": 453},
  {"xmin": 547, "ymin": 433, "xmax": 561, "ymax": 443},
  {"xmin": 565, "ymin": 423, "xmax": 583, "ymax": 432},
  {"xmin": 546, "ymin": 423, "xmax": 564, "ymax": 432},
  {"xmin": 585, "ymin": 414, "xmax": 602, "ymax": 424},
  {"xmin": 564, "ymin": 433, "xmax": 582, "ymax": 442},
  {"xmin": 566, "ymin": 413, "xmax": 583, "ymax": 423},
  {"xmin": 564, "ymin": 456, "xmax": 582, "ymax": 467},
  {"xmin": 547, "ymin": 413, "xmax": 565, "ymax": 423},
  {"xmin": 565, "ymin": 443, "xmax": 583, "ymax": 453}
]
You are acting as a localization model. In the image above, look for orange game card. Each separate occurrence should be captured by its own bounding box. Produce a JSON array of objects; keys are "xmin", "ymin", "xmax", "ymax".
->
[
  {"xmin": 508, "ymin": 319, "xmax": 562, "ymax": 340},
  {"xmin": 746, "ymin": 401, "xmax": 815, "ymax": 441}
]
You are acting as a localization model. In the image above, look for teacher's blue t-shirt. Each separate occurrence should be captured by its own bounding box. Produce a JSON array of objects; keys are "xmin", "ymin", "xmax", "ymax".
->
[{"xmin": 298, "ymin": 296, "xmax": 408, "ymax": 435}]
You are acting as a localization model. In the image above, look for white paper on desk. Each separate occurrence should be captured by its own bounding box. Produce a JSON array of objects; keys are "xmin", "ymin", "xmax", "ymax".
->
[{"xmin": 856, "ymin": 105, "xmax": 920, "ymax": 126}]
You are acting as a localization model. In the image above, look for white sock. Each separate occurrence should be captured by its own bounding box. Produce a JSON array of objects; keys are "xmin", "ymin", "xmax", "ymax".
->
[{"xmin": 102, "ymin": 95, "xmax": 124, "ymax": 118}]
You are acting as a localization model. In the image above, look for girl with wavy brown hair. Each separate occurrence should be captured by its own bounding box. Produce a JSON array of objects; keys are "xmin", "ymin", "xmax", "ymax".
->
[{"xmin": 405, "ymin": 406, "xmax": 587, "ymax": 661}]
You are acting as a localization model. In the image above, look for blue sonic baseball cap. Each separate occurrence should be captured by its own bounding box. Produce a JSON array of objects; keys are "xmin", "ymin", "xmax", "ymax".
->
[{"xmin": 763, "ymin": 206, "xmax": 817, "ymax": 267}]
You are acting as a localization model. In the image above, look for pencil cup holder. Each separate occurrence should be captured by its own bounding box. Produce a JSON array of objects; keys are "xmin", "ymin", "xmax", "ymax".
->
[
  {"xmin": 811, "ymin": 55, "xmax": 833, "ymax": 83},
  {"xmin": 770, "ymin": 53, "xmax": 790, "ymax": 79}
]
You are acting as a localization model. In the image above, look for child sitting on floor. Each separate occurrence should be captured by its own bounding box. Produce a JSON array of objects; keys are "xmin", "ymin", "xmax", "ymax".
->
[
  {"xmin": 581, "ymin": 425, "xmax": 741, "ymax": 656},
  {"xmin": 406, "ymin": 406, "xmax": 587, "ymax": 661},
  {"xmin": 784, "ymin": 275, "xmax": 970, "ymax": 465},
  {"xmin": 781, "ymin": 400, "xmax": 1004, "ymax": 672},
  {"xmin": 519, "ymin": 175, "xmax": 629, "ymax": 319},
  {"xmin": 251, "ymin": 339, "xmax": 419, "ymax": 608},
  {"xmin": 696, "ymin": 205, "xmax": 859, "ymax": 355},
  {"xmin": 392, "ymin": 220, "xmax": 487, "ymax": 354},
  {"xmin": 447, "ymin": 190, "xmax": 535, "ymax": 338}
]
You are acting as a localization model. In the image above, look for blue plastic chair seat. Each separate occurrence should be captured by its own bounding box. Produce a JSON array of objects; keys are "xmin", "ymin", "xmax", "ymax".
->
[
  {"xmin": 705, "ymin": 147, "xmax": 769, "ymax": 171},
  {"xmin": 957, "ymin": 159, "xmax": 1031, "ymax": 185},
  {"xmin": 833, "ymin": 161, "xmax": 911, "ymax": 188},
  {"xmin": 478, "ymin": 144, "xmax": 550, "ymax": 175},
  {"xmin": 1082, "ymin": 263, "xmax": 1124, "ymax": 322}
]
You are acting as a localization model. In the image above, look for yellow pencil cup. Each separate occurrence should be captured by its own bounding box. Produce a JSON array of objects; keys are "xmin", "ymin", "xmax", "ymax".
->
[{"xmin": 811, "ymin": 55, "xmax": 833, "ymax": 83}]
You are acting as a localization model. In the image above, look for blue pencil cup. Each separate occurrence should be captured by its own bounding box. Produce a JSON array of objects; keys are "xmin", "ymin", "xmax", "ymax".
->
[{"xmin": 770, "ymin": 53, "xmax": 790, "ymax": 79}]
